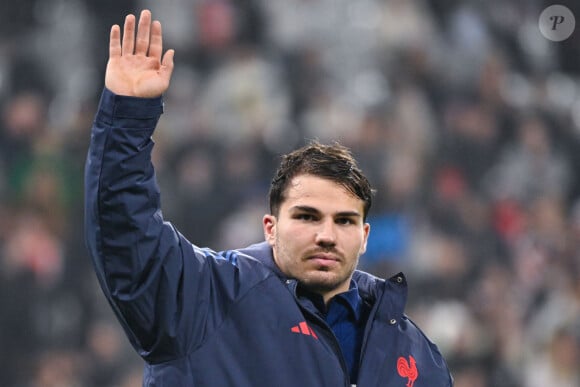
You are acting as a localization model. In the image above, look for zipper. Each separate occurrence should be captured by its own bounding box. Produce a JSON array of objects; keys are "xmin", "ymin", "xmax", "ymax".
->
[
  {"xmin": 283, "ymin": 279, "xmax": 351, "ymax": 387},
  {"xmin": 300, "ymin": 305, "xmax": 351, "ymax": 387}
]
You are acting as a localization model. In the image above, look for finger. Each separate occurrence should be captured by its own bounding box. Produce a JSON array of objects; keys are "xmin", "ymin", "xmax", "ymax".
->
[
  {"xmin": 109, "ymin": 24, "xmax": 121, "ymax": 58},
  {"xmin": 122, "ymin": 14, "xmax": 136, "ymax": 56},
  {"xmin": 135, "ymin": 9, "xmax": 152, "ymax": 56},
  {"xmin": 148, "ymin": 20, "xmax": 163, "ymax": 61}
]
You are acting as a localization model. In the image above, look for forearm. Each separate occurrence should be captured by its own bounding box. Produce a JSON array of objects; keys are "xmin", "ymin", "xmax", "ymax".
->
[
  {"xmin": 85, "ymin": 87, "xmax": 165, "ymax": 290},
  {"xmin": 85, "ymin": 88, "xmax": 189, "ymax": 356}
]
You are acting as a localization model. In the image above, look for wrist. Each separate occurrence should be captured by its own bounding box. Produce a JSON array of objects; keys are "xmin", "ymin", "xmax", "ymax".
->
[{"xmin": 96, "ymin": 87, "xmax": 164, "ymax": 125}]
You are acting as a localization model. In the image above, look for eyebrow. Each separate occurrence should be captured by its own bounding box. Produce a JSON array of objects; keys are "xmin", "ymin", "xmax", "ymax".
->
[{"xmin": 290, "ymin": 205, "xmax": 362, "ymax": 218}]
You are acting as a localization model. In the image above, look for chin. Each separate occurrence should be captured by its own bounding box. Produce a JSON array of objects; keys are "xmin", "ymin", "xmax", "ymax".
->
[{"xmin": 300, "ymin": 273, "xmax": 343, "ymax": 292}]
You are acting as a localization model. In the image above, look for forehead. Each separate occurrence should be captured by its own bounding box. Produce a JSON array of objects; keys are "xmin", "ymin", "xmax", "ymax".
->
[{"xmin": 282, "ymin": 174, "xmax": 364, "ymax": 212}]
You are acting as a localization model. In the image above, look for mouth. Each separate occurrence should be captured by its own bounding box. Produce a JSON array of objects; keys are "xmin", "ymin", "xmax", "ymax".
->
[
  {"xmin": 306, "ymin": 252, "xmax": 341, "ymax": 267},
  {"xmin": 308, "ymin": 253, "xmax": 338, "ymax": 261}
]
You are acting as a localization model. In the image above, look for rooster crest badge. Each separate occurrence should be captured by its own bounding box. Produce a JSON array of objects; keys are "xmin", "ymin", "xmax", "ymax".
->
[{"xmin": 397, "ymin": 355, "xmax": 418, "ymax": 387}]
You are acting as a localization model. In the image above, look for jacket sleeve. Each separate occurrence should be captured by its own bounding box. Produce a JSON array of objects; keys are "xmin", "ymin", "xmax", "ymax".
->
[{"xmin": 84, "ymin": 88, "xmax": 238, "ymax": 363}]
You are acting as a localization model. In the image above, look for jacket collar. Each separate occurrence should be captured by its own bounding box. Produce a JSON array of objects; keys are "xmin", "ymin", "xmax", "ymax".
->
[
  {"xmin": 237, "ymin": 241, "xmax": 286, "ymax": 278},
  {"xmin": 236, "ymin": 241, "xmax": 408, "ymax": 319}
]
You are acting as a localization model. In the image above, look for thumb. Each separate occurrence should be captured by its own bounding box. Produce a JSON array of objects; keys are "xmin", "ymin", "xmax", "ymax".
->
[{"xmin": 160, "ymin": 49, "xmax": 175, "ymax": 79}]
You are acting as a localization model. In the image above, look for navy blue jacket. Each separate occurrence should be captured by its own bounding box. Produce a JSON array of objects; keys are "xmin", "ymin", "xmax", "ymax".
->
[{"xmin": 84, "ymin": 88, "xmax": 453, "ymax": 387}]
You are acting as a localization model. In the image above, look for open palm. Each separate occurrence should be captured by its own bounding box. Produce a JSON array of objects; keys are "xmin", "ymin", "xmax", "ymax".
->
[{"xmin": 105, "ymin": 10, "xmax": 174, "ymax": 98}]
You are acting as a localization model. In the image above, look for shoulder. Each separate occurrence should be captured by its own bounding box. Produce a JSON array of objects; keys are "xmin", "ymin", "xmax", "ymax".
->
[{"xmin": 400, "ymin": 315, "xmax": 454, "ymax": 384}]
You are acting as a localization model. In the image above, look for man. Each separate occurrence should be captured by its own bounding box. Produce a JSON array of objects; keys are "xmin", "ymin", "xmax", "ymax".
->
[{"xmin": 85, "ymin": 9, "xmax": 453, "ymax": 386}]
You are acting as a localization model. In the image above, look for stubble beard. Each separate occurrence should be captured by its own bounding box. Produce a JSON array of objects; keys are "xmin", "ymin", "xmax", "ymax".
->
[{"xmin": 274, "ymin": 235, "xmax": 357, "ymax": 295}]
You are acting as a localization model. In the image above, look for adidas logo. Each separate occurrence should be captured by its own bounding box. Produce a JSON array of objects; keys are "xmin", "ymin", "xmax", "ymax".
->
[{"xmin": 290, "ymin": 321, "xmax": 318, "ymax": 339}]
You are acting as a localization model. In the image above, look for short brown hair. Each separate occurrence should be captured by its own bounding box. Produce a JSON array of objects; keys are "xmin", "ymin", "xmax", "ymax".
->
[{"xmin": 268, "ymin": 141, "xmax": 374, "ymax": 220}]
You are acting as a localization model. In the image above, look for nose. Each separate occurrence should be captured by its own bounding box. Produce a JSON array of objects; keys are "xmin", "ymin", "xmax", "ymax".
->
[{"xmin": 315, "ymin": 219, "xmax": 336, "ymax": 248}]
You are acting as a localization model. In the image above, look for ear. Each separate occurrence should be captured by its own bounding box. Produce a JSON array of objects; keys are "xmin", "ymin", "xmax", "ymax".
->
[
  {"xmin": 263, "ymin": 214, "xmax": 277, "ymax": 246},
  {"xmin": 359, "ymin": 223, "xmax": 371, "ymax": 255}
]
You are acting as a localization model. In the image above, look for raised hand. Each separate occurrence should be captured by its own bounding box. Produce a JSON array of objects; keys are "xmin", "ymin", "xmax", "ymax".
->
[{"xmin": 105, "ymin": 10, "xmax": 175, "ymax": 98}]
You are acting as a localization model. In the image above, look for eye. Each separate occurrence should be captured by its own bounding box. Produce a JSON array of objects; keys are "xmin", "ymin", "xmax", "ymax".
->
[
  {"xmin": 295, "ymin": 213, "xmax": 316, "ymax": 221},
  {"xmin": 336, "ymin": 217, "xmax": 355, "ymax": 225}
]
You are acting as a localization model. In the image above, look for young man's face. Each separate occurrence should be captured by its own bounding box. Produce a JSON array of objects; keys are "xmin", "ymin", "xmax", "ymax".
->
[{"xmin": 263, "ymin": 174, "xmax": 370, "ymax": 302}]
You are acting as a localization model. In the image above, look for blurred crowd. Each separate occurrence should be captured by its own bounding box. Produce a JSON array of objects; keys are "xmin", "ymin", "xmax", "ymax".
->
[{"xmin": 1, "ymin": 0, "xmax": 580, "ymax": 386}]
